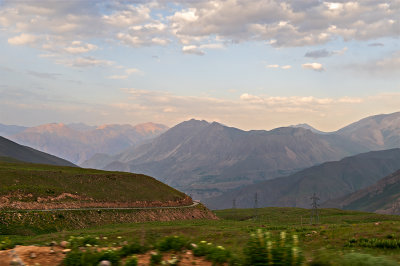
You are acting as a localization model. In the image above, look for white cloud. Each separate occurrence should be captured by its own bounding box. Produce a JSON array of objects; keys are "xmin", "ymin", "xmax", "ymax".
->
[
  {"xmin": 64, "ymin": 42, "xmax": 97, "ymax": 54},
  {"xmin": 8, "ymin": 33, "xmax": 37, "ymax": 45},
  {"xmin": 125, "ymin": 68, "xmax": 141, "ymax": 75},
  {"xmin": 58, "ymin": 56, "xmax": 114, "ymax": 68},
  {"xmin": 181, "ymin": 43, "xmax": 224, "ymax": 55},
  {"xmin": 182, "ymin": 45, "xmax": 204, "ymax": 55},
  {"xmin": 302, "ymin": 62, "xmax": 325, "ymax": 72},
  {"xmin": 266, "ymin": 64, "xmax": 292, "ymax": 69},
  {"xmin": 111, "ymin": 88, "xmax": 393, "ymax": 131}
]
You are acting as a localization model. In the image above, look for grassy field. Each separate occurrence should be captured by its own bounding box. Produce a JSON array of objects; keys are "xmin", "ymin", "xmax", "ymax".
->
[
  {"xmin": 2, "ymin": 207, "xmax": 400, "ymax": 264},
  {"xmin": 0, "ymin": 161, "xmax": 188, "ymax": 207}
]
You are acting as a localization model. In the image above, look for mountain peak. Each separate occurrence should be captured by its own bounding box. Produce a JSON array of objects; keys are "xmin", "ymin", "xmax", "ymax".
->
[{"xmin": 290, "ymin": 123, "xmax": 325, "ymax": 134}]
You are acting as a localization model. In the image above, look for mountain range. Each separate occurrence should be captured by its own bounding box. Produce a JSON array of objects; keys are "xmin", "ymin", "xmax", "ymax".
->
[
  {"xmin": 203, "ymin": 149, "xmax": 400, "ymax": 209},
  {"xmin": 0, "ymin": 136, "xmax": 75, "ymax": 167},
  {"xmin": 0, "ymin": 122, "xmax": 168, "ymax": 164},
  {"xmin": 82, "ymin": 112, "xmax": 400, "ymax": 201}
]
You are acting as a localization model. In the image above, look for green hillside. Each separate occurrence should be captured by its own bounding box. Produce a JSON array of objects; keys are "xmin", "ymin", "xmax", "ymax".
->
[{"xmin": 0, "ymin": 161, "xmax": 190, "ymax": 209}]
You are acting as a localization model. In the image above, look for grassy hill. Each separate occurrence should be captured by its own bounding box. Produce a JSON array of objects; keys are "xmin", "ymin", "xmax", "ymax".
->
[
  {"xmin": 0, "ymin": 136, "xmax": 75, "ymax": 167},
  {"xmin": 0, "ymin": 161, "xmax": 191, "ymax": 210}
]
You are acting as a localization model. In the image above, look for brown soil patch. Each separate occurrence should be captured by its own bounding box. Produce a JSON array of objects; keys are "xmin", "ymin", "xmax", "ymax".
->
[
  {"xmin": 0, "ymin": 246, "xmax": 215, "ymax": 266},
  {"xmin": 0, "ymin": 194, "xmax": 193, "ymax": 210}
]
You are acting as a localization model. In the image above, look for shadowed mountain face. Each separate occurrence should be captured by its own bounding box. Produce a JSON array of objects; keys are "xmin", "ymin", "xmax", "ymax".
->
[
  {"xmin": 83, "ymin": 119, "xmax": 368, "ymax": 199},
  {"xmin": 325, "ymin": 170, "xmax": 400, "ymax": 215},
  {"xmin": 204, "ymin": 149, "xmax": 400, "ymax": 209},
  {"xmin": 2, "ymin": 122, "xmax": 168, "ymax": 164},
  {"xmin": 0, "ymin": 136, "xmax": 75, "ymax": 167}
]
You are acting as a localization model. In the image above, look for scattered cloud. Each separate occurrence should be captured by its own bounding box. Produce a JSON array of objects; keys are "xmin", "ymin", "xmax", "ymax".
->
[
  {"xmin": 302, "ymin": 62, "xmax": 325, "ymax": 72},
  {"xmin": 58, "ymin": 56, "xmax": 114, "ymax": 68},
  {"xmin": 64, "ymin": 41, "xmax": 97, "ymax": 54},
  {"xmin": 266, "ymin": 64, "xmax": 292, "ymax": 69},
  {"xmin": 125, "ymin": 68, "xmax": 141, "ymax": 75},
  {"xmin": 8, "ymin": 34, "xmax": 37, "ymax": 45},
  {"xmin": 27, "ymin": 70, "xmax": 62, "ymax": 80},
  {"xmin": 181, "ymin": 43, "xmax": 224, "ymax": 55},
  {"xmin": 368, "ymin": 42, "xmax": 384, "ymax": 47},
  {"xmin": 107, "ymin": 75, "xmax": 128, "ymax": 80},
  {"xmin": 305, "ymin": 47, "xmax": 347, "ymax": 58}
]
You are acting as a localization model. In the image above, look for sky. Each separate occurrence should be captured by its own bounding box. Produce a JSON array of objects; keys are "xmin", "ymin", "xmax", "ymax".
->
[{"xmin": 0, "ymin": 0, "xmax": 399, "ymax": 132}]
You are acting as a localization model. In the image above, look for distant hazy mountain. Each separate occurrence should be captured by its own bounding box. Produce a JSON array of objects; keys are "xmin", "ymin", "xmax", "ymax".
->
[
  {"xmin": 325, "ymin": 169, "xmax": 400, "ymax": 215},
  {"xmin": 0, "ymin": 136, "xmax": 75, "ymax": 166},
  {"xmin": 0, "ymin": 123, "xmax": 27, "ymax": 136},
  {"xmin": 290, "ymin": 123, "xmax": 327, "ymax": 134},
  {"xmin": 336, "ymin": 112, "xmax": 400, "ymax": 150},
  {"xmin": 204, "ymin": 149, "xmax": 400, "ymax": 209},
  {"xmin": 6, "ymin": 122, "xmax": 168, "ymax": 164},
  {"xmin": 84, "ymin": 119, "xmax": 368, "ymax": 199}
]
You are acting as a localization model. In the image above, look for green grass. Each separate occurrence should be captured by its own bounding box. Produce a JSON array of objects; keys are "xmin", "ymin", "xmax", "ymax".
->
[
  {"xmin": 3, "ymin": 207, "xmax": 400, "ymax": 263},
  {"xmin": 0, "ymin": 161, "xmax": 187, "ymax": 204}
]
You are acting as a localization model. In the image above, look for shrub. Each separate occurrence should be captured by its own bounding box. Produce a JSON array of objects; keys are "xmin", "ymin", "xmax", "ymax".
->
[
  {"xmin": 68, "ymin": 235, "xmax": 99, "ymax": 249},
  {"xmin": 125, "ymin": 255, "xmax": 138, "ymax": 266},
  {"xmin": 192, "ymin": 241, "xmax": 231, "ymax": 265},
  {"xmin": 192, "ymin": 241, "xmax": 213, "ymax": 257},
  {"xmin": 0, "ymin": 237, "xmax": 14, "ymax": 250},
  {"xmin": 243, "ymin": 229, "xmax": 303, "ymax": 266},
  {"xmin": 64, "ymin": 248, "xmax": 120, "ymax": 266},
  {"xmin": 157, "ymin": 236, "xmax": 188, "ymax": 252},
  {"xmin": 118, "ymin": 242, "xmax": 147, "ymax": 257},
  {"xmin": 150, "ymin": 252, "xmax": 163, "ymax": 265}
]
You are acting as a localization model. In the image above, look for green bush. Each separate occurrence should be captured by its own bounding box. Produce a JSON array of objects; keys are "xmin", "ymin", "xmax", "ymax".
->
[
  {"xmin": 64, "ymin": 248, "xmax": 120, "ymax": 266},
  {"xmin": 192, "ymin": 241, "xmax": 213, "ymax": 257},
  {"xmin": 125, "ymin": 255, "xmax": 138, "ymax": 266},
  {"xmin": 68, "ymin": 235, "xmax": 99, "ymax": 249},
  {"xmin": 117, "ymin": 242, "xmax": 147, "ymax": 257},
  {"xmin": 0, "ymin": 237, "xmax": 14, "ymax": 250},
  {"xmin": 243, "ymin": 229, "xmax": 303, "ymax": 266},
  {"xmin": 157, "ymin": 236, "xmax": 188, "ymax": 252},
  {"xmin": 150, "ymin": 251, "xmax": 163, "ymax": 265},
  {"xmin": 341, "ymin": 253, "xmax": 398, "ymax": 266},
  {"xmin": 192, "ymin": 241, "xmax": 231, "ymax": 265}
]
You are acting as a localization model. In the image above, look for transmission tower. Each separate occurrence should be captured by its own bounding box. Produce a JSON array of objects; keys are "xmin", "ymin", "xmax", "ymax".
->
[
  {"xmin": 232, "ymin": 198, "xmax": 236, "ymax": 209},
  {"xmin": 310, "ymin": 192, "xmax": 320, "ymax": 225}
]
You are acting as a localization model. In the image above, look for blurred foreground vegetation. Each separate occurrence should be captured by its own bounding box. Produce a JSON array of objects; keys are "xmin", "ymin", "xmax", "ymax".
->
[{"xmin": 2, "ymin": 207, "xmax": 400, "ymax": 265}]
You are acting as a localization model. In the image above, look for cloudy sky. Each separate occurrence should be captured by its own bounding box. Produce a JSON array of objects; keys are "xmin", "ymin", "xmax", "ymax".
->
[{"xmin": 0, "ymin": 0, "xmax": 399, "ymax": 131}]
